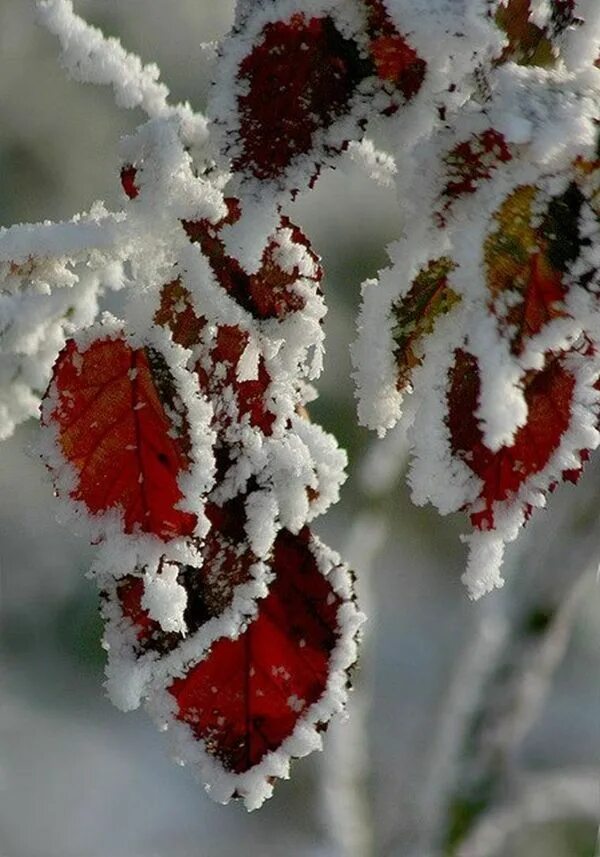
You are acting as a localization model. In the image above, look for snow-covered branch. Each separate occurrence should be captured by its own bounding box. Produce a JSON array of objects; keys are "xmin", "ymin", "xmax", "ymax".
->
[
  {"xmin": 417, "ymin": 462, "xmax": 600, "ymax": 855},
  {"xmin": 319, "ymin": 512, "xmax": 386, "ymax": 857},
  {"xmin": 457, "ymin": 768, "xmax": 600, "ymax": 857},
  {"xmin": 35, "ymin": 0, "xmax": 208, "ymax": 146}
]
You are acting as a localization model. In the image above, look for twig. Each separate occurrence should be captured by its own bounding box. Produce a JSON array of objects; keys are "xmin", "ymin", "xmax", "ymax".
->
[
  {"xmin": 412, "ymin": 459, "xmax": 600, "ymax": 856},
  {"xmin": 457, "ymin": 768, "xmax": 600, "ymax": 857},
  {"xmin": 414, "ymin": 592, "xmax": 509, "ymax": 856},
  {"xmin": 318, "ymin": 512, "xmax": 386, "ymax": 857},
  {"xmin": 35, "ymin": 0, "xmax": 207, "ymax": 145}
]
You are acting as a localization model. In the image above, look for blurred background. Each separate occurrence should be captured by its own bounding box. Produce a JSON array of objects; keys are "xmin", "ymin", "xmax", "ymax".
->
[{"xmin": 0, "ymin": 2, "xmax": 598, "ymax": 855}]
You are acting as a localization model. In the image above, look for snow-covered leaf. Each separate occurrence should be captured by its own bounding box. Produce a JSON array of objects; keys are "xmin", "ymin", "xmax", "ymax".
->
[
  {"xmin": 495, "ymin": 0, "xmax": 577, "ymax": 67},
  {"xmin": 42, "ymin": 330, "xmax": 204, "ymax": 540},
  {"xmin": 212, "ymin": 1, "xmax": 426, "ymax": 194},
  {"xmin": 448, "ymin": 349, "xmax": 576, "ymax": 531},
  {"xmin": 102, "ymin": 527, "xmax": 362, "ymax": 808},
  {"xmin": 438, "ymin": 129, "xmax": 513, "ymax": 224},
  {"xmin": 391, "ymin": 258, "xmax": 460, "ymax": 394},
  {"xmin": 485, "ymin": 181, "xmax": 588, "ymax": 355},
  {"xmin": 151, "ymin": 528, "xmax": 362, "ymax": 809}
]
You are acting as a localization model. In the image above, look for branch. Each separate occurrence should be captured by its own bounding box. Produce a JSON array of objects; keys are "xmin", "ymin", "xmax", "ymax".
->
[
  {"xmin": 412, "ymin": 459, "xmax": 600, "ymax": 855},
  {"xmin": 440, "ymin": 570, "xmax": 590, "ymax": 855},
  {"xmin": 0, "ymin": 205, "xmax": 128, "ymax": 264},
  {"xmin": 346, "ymin": 140, "xmax": 398, "ymax": 189},
  {"xmin": 318, "ymin": 512, "xmax": 386, "ymax": 857},
  {"xmin": 35, "ymin": 0, "xmax": 207, "ymax": 146},
  {"xmin": 414, "ymin": 592, "xmax": 509, "ymax": 856},
  {"xmin": 457, "ymin": 768, "xmax": 600, "ymax": 857}
]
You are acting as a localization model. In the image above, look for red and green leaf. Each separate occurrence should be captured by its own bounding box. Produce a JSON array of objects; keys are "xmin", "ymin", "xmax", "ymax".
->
[
  {"xmin": 495, "ymin": 0, "xmax": 576, "ymax": 67},
  {"xmin": 484, "ymin": 183, "xmax": 588, "ymax": 354},
  {"xmin": 391, "ymin": 258, "xmax": 460, "ymax": 393}
]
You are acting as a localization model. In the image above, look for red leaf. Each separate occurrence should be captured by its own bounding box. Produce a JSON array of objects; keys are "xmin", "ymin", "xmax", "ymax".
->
[
  {"xmin": 120, "ymin": 165, "xmax": 139, "ymax": 200},
  {"xmin": 484, "ymin": 183, "xmax": 583, "ymax": 354},
  {"xmin": 43, "ymin": 335, "xmax": 197, "ymax": 540},
  {"xmin": 438, "ymin": 129, "xmax": 513, "ymax": 223},
  {"xmin": 115, "ymin": 496, "xmax": 258, "ymax": 654},
  {"xmin": 365, "ymin": 2, "xmax": 426, "ymax": 100},
  {"xmin": 225, "ymin": 8, "xmax": 424, "ymax": 187},
  {"xmin": 156, "ymin": 201, "xmax": 323, "ymax": 438},
  {"xmin": 103, "ymin": 526, "xmax": 360, "ymax": 803},
  {"xmin": 233, "ymin": 14, "xmax": 369, "ymax": 183},
  {"xmin": 447, "ymin": 350, "xmax": 576, "ymax": 530},
  {"xmin": 153, "ymin": 279, "xmax": 207, "ymax": 350},
  {"xmin": 509, "ymin": 253, "xmax": 567, "ymax": 349},
  {"xmin": 369, "ymin": 34, "xmax": 426, "ymax": 97},
  {"xmin": 182, "ymin": 202, "xmax": 321, "ymax": 320},
  {"xmin": 115, "ymin": 574, "xmax": 195, "ymax": 656},
  {"xmin": 155, "ymin": 281, "xmax": 277, "ymax": 436},
  {"xmin": 118, "ymin": 577, "xmax": 156, "ymax": 642},
  {"xmin": 168, "ymin": 527, "xmax": 355, "ymax": 776},
  {"xmin": 200, "ymin": 325, "xmax": 276, "ymax": 436}
]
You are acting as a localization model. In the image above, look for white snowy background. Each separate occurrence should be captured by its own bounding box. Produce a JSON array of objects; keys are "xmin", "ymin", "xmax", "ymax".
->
[{"xmin": 0, "ymin": 2, "xmax": 598, "ymax": 855}]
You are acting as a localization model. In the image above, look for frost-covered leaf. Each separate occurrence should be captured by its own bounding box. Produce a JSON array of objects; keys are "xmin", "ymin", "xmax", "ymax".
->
[
  {"xmin": 438, "ymin": 129, "xmax": 513, "ymax": 224},
  {"xmin": 202, "ymin": 324, "xmax": 276, "ymax": 435},
  {"xmin": 155, "ymin": 280, "xmax": 277, "ymax": 435},
  {"xmin": 154, "ymin": 279, "xmax": 206, "ymax": 351},
  {"xmin": 101, "ymin": 491, "xmax": 270, "ymax": 712},
  {"xmin": 183, "ymin": 200, "xmax": 322, "ymax": 320},
  {"xmin": 154, "ymin": 273, "xmax": 346, "ymax": 554},
  {"xmin": 212, "ymin": 1, "xmax": 426, "ymax": 193},
  {"xmin": 42, "ymin": 330, "xmax": 206, "ymax": 540},
  {"xmin": 365, "ymin": 0, "xmax": 427, "ymax": 98},
  {"xmin": 485, "ymin": 182, "xmax": 587, "ymax": 355},
  {"xmin": 448, "ymin": 349, "xmax": 576, "ymax": 530},
  {"xmin": 155, "ymin": 195, "xmax": 326, "ymax": 436},
  {"xmin": 391, "ymin": 258, "xmax": 460, "ymax": 394},
  {"xmin": 444, "ymin": 345, "xmax": 600, "ymax": 596},
  {"xmin": 169, "ymin": 530, "xmax": 343, "ymax": 772},
  {"xmin": 102, "ymin": 529, "xmax": 362, "ymax": 807},
  {"xmin": 120, "ymin": 164, "xmax": 140, "ymax": 200},
  {"xmin": 229, "ymin": 13, "xmax": 370, "ymax": 186},
  {"xmin": 147, "ymin": 528, "xmax": 362, "ymax": 809},
  {"xmin": 113, "ymin": 497, "xmax": 259, "ymax": 657},
  {"xmin": 495, "ymin": 0, "xmax": 577, "ymax": 67}
]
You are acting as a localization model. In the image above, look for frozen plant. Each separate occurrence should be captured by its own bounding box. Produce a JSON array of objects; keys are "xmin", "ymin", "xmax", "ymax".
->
[{"xmin": 1, "ymin": 0, "xmax": 600, "ymax": 812}]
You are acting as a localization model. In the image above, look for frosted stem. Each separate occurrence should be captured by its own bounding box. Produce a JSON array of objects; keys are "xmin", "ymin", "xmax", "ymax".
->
[
  {"xmin": 456, "ymin": 768, "xmax": 600, "ymax": 857},
  {"xmin": 424, "ymin": 463, "xmax": 600, "ymax": 855},
  {"xmin": 319, "ymin": 512, "xmax": 386, "ymax": 857},
  {"xmin": 35, "ymin": 0, "xmax": 207, "ymax": 145},
  {"xmin": 415, "ymin": 592, "xmax": 509, "ymax": 856},
  {"xmin": 0, "ymin": 207, "xmax": 130, "ymax": 263}
]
